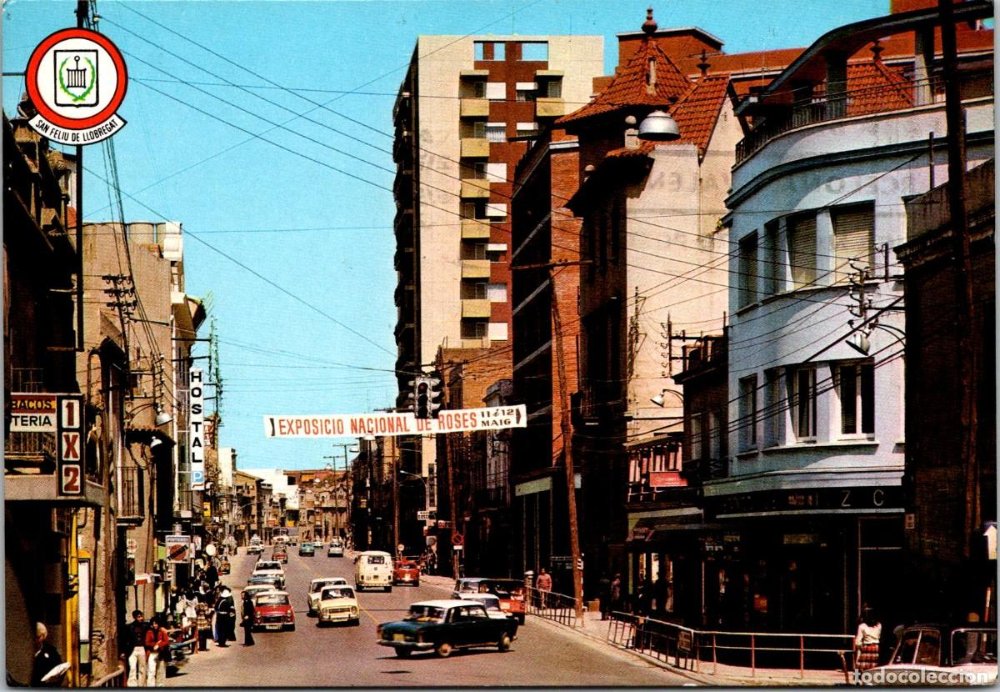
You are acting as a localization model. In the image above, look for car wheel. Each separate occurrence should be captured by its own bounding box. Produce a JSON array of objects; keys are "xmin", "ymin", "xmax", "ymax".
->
[
  {"xmin": 356, "ymin": 584, "xmax": 363, "ymax": 592},
  {"xmin": 498, "ymin": 633, "xmax": 511, "ymax": 652},
  {"xmin": 386, "ymin": 586, "xmax": 393, "ymax": 593},
  {"xmin": 395, "ymin": 648, "xmax": 411, "ymax": 658},
  {"xmin": 414, "ymin": 581, "xmax": 420, "ymax": 587},
  {"xmin": 287, "ymin": 624, "xmax": 296, "ymax": 632},
  {"xmin": 517, "ymin": 614, "xmax": 525, "ymax": 626},
  {"xmin": 351, "ymin": 618, "xmax": 360, "ymax": 627},
  {"xmin": 435, "ymin": 642, "xmax": 453, "ymax": 658}
]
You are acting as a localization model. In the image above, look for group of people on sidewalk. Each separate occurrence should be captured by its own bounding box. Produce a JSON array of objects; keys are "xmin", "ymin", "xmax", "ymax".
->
[{"xmin": 121, "ymin": 579, "xmax": 258, "ymax": 687}]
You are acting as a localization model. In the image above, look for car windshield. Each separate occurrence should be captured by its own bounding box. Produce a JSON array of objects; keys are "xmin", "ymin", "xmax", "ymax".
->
[
  {"xmin": 365, "ymin": 555, "xmax": 386, "ymax": 565},
  {"xmin": 321, "ymin": 587, "xmax": 354, "ymax": 600},
  {"xmin": 311, "ymin": 580, "xmax": 341, "ymax": 593},
  {"xmin": 406, "ymin": 606, "xmax": 446, "ymax": 623},
  {"xmin": 248, "ymin": 575, "xmax": 277, "ymax": 584},
  {"xmin": 255, "ymin": 562, "xmax": 280, "ymax": 571},
  {"xmin": 952, "ymin": 629, "xmax": 998, "ymax": 664},
  {"xmin": 457, "ymin": 581, "xmax": 482, "ymax": 593},
  {"xmin": 256, "ymin": 594, "xmax": 289, "ymax": 606}
]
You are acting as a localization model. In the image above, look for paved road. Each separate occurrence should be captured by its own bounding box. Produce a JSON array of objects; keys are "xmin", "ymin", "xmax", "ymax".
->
[{"xmin": 168, "ymin": 548, "xmax": 685, "ymax": 687}]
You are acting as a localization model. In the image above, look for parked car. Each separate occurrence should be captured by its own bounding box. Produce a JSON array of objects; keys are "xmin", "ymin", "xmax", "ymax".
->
[
  {"xmin": 246, "ymin": 573, "xmax": 283, "ymax": 591},
  {"xmin": 393, "ymin": 560, "xmax": 421, "ymax": 587},
  {"xmin": 241, "ymin": 584, "xmax": 278, "ymax": 601},
  {"xmin": 458, "ymin": 593, "xmax": 517, "ymax": 621},
  {"xmin": 272, "ymin": 547, "xmax": 288, "ymax": 563},
  {"xmin": 355, "ymin": 550, "xmax": 393, "ymax": 592},
  {"xmin": 865, "ymin": 624, "xmax": 997, "ymax": 686},
  {"xmin": 377, "ymin": 600, "xmax": 518, "ymax": 658},
  {"xmin": 253, "ymin": 591, "xmax": 295, "ymax": 632},
  {"xmin": 452, "ymin": 578, "xmax": 527, "ymax": 625},
  {"xmin": 307, "ymin": 577, "xmax": 350, "ymax": 616},
  {"xmin": 328, "ymin": 540, "xmax": 344, "ymax": 557},
  {"xmin": 247, "ymin": 540, "xmax": 263, "ymax": 556},
  {"xmin": 316, "ymin": 585, "xmax": 360, "ymax": 626},
  {"xmin": 299, "ymin": 542, "xmax": 315, "ymax": 557}
]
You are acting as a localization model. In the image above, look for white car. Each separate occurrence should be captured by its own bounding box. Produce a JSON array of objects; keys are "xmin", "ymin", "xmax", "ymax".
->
[
  {"xmin": 252, "ymin": 560, "xmax": 286, "ymax": 589},
  {"xmin": 307, "ymin": 577, "xmax": 349, "ymax": 615},
  {"xmin": 242, "ymin": 584, "xmax": 278, "ymax": 601},
  {"xmin": 865, "ymin": 624, "xmax": 997, "ymax": 686},
  {"xmin": 317, "ymin": 585, "xmax": 360, "ymax": 626},
  {"xmin": 328, "ymin": 540, "xmax": 344, "ymax": 557}
]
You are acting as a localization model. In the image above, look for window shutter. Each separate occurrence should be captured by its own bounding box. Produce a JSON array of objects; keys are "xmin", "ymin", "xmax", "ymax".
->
[
  {"xmin": 788, "ymin": 215, "xmax": 817, "ymax": 288},
  {"xmin": 832, "ymin": 205, "xmax": 874, "ymax": 280}
]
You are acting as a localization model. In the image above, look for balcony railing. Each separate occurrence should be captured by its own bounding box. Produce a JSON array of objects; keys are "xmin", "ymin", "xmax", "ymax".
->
[{"xmin": 117, "ymin": 465, "xmax": 145, "ymax": 525}]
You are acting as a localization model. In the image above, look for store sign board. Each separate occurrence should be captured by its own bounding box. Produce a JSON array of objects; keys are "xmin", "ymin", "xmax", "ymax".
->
[{"xmin": 263, "ymin": 405, "xmax": 527, "ymax": 438}]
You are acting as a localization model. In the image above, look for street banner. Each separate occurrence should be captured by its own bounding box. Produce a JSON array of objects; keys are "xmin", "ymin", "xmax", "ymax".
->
[{"xmin": 263, "ymin": 404, "xmax": 526, "ymax": 438}]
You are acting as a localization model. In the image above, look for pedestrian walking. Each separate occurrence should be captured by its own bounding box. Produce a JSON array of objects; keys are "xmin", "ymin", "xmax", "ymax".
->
[
  {"xmin": 214, "ymin": 587, "xmax": 236, "ymax": 647},
  {"xmin": 854, "ymin": 606, "xmax": 882, "ymax": 672},
  {"xmin": 195, "ymin": 599, "xmax": 212, "ymax": 652},
  {"xmin": 31, "ymin": 623, "xmax": 64, "ymax": 687},
  {"xmin": 143, "ymin": 616, "xmax": 170, "ymax": 687},
  {"xmin": 535, "ymin": 568, "xmax": 553, "ymax": 608},
  {"xmin": 610, "ymin": 573, "xmax": 623, "ymax": 617},
  {"xmin": 122, "ymin": 609, "xmax": 148, "ymax": 686},
  {"xmin": 241, "ymin": 592, "xmax": 256, "ymax": 646}
]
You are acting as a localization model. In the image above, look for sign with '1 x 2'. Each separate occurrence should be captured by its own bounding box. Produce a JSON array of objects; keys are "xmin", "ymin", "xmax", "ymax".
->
[{"xmin": 57, "ymin": 395, "xmax": 84, "ymax": 496}]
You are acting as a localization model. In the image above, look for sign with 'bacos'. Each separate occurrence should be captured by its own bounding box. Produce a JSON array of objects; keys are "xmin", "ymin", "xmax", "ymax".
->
[{"xmin": 25, "ymin": 27, "xmax": 128, "ymax": 144}]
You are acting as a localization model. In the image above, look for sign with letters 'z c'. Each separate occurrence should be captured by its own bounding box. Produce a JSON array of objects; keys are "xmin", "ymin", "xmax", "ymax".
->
[{"xmin": 57, "ymin": 395, "xmax": 84, "ymax": 495}]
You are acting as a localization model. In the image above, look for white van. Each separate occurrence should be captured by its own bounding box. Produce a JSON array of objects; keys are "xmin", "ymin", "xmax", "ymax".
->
[{"xmin": 354, "ymin": 550, "xmax": 393, "ymax": 592}]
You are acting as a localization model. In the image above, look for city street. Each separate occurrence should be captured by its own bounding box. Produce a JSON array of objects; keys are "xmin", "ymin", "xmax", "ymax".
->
[{"xmin": 167, "ymin": 549, "xmax": 683, "ymax": 687}]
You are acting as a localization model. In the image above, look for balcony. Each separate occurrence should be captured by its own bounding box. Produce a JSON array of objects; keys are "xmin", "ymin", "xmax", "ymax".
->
[
  {"xmin": 460, "ymin": 178, "xmax": 490, "ymax": 199},
  {"xmin": 460, "ymin": 138, "xmax": 490, "ymax": 158},
  {"xmin": 461, "ymin": 219, "xmax": 491, "ymax": 239},
  {"xmin": 460, "ymin": 98, "xmax": 489, "ymax": 118},
  {"xmin": 461, "ymin": 260, "xmax": 491, "ymax": 279},
  {"xmin": 461, "ymin": 299, "xmax": 491, "ymax": 318},
  {"xmin": 535, "ymin": 97, "xmax": 565, "ymax": 118},
  {"xmin": 117, "ymin": 465, "xmax": 145, "ymax": 526}
]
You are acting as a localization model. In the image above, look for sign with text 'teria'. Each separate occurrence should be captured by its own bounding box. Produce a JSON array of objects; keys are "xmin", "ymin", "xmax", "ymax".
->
[{"xmin": 264, "ymin": 405, "xmax": 526, "ymax": 438}]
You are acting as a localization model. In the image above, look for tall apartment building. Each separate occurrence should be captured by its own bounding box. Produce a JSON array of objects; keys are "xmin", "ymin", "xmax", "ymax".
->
[{"xmin": 391, "ymin": 35, "xmax": 604, "ymax": 545}]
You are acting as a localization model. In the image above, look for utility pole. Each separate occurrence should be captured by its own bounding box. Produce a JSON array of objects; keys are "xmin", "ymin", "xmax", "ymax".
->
[
  {"xmin": 939, "ymin": 0, "xmax": 979, "ymax": 560},
  {"xmin": 514, "ymin": 259, "xmax": 589, "ymax": 623}
]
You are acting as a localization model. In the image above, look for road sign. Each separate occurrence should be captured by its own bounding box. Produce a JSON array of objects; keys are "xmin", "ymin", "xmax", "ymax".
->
[
  {"xmin": 263, "ymin": 404, "xmax": 528, "ymax": 439},
  {"xmin": 416, "ymin": 510, "xmax": 432, "ymax": 521},
  {"xmin": 451, "ymin": 532, "xmax": 464, "ymax": 546},
  {"xmin": 165, "ymin": 535, "xmax": 191, "ymax": 563}
]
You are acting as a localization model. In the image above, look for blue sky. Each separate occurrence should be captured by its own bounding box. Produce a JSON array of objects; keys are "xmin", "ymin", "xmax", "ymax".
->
[{"xmin": 3, "ymin": 0, "xmax": 888, "ymax": 470}]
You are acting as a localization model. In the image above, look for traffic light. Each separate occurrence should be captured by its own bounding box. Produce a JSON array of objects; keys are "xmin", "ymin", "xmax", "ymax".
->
[
  {"xmin": 415, "ymin": 377, "xmax": 431, "ymax": 419},
  {"xmin": 428, "ymin": 372, "xmax": 444, "ymax": 418}
]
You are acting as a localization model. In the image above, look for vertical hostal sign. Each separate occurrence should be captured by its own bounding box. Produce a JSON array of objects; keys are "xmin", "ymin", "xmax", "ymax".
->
[{"xmin": 189, "ymin": 368, "xmax": 205, "ymax": 490}]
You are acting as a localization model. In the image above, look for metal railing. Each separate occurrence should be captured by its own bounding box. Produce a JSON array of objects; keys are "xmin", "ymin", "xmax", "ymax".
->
[
  {"xmin": 90, "ymin": 665, "xmax": 126, "ymax": 687},
  {"xmin": 605, "ymin": 611, "xmax": 854, "ymax": 680},
  {"xmin": 524, "ymin": 586, "xmax": 579, "ymax": 628}
]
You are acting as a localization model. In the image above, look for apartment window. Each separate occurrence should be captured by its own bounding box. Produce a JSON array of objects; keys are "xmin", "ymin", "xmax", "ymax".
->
[
  {"xmin": 708, "ymin": 411, "xmax": 722, "ymax": 459},
  {"xmin": 461, "ymin": 281, "xmax": 487, "ymax": 299},
  {"xmin": 484, "ymin": 202, "xmax": 507, "ymax": 219},
  {"xmin": 460, "ymin": 79, "xmax": 486, "ymax": 99},
  {"xmin": 787, "ymin": 214, "xmax": 817, "ymax": 289},
  {"xmin": 738, "ymin": 232, "xmax": 759, "ymax": 308},
  {"xmin": 470, "ymin": 121, "xmax": 487, "ymax": 139},
  {"xmin": 790, "ymin": 367, "xmax": 817, "ymax": 440},
  {"xmin": 515, "ymin": 82, "xmax": 537, "ymax": 101},
  {"xmin": 832, "ymin": 203, "xmax": 875, "ymax": 282},
  {"xmin": 427, "ymin": 462, "xmax": 437, "ymax": 507},
  {"xmin": 461, "ymin": 242, "xmax": 487, "ymax": 260},
  {"xmin": 488, "ymin": 322, "xmax": 508, "ymax": 341},
  {"xmin": 763, "ymin": 369, "xmax": 782, "ymax": 447},
  {"xmin": 539, "ymin": 77, "xmax": 562, "ymax": 98},
  {"xmin": 485, "ymin": 162, "xmax": 506, "ymax": 183},
  {"xmin": 487, "ymin": 283, "xmax": 507, "ymax": 302},
  {"xmin": 474, "ymin": 41, "xmax": 505, "ymax": 61},
  {"xmin": 461, "ymin": 201, "xmax": 485, "ymax": 220},
  {"xmin": 485, "ymin": 122, "xmax": 506, "ymax": 143},
  {"xmin": 836, "ymin": 362, "xmax": 875, "ymax": 436},
  {"xmin": 516, "ymin": 122, "xmax": 540, "ymax": 137},
  {"xmin": 460, "ymin": 160, "xmax": 485, "ymax": 178},
  {"xmin": 762, "ymin": 220, "xmax": 781, "ymax": 296},
  {"xmin": 485, "ymin": 82, "xmax": 506, "ymax": 101},
  {"xmin": 461, "ymin": 320, "xmax": 488, "ymax": 339},
  {"xmin": 690, "ymin": 414, "xmax": 704, "ymax": 461},
  {"xmin": 520, "ymin": 41, "xmax": 548, "ymax": 61},
  {"xmin": 738, "ymin": 375, "xmax": 758, "ymax": 451}
]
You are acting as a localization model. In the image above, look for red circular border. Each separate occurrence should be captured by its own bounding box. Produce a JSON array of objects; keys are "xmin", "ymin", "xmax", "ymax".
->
[{"xmin": 25, "ymin": 28, "xmax": 128, "ymax": 130}]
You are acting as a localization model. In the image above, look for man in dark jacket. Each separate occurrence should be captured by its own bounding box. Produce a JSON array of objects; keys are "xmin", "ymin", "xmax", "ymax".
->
[
  {"xmin": 31, "ymin": 623, "xmax": 63, "ymax": 687},
  {"xmin": 122, "ymin": 610, "xmax": 147, "ymax": 686},
  {"xmin": 214, "ymin": 588, "xmax": 236, "ymax": 647},
  {"xmin": 240, "ymin": 592, "xmax": 256, "ymax": 646}
]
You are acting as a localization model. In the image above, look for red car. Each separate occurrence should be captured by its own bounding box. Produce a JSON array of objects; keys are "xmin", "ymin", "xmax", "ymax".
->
[
  {"xmin": 253, "ymin": 591, "xmax": 295, "ymax": 632},
  {"xmin": 272, "ymin": 547, "xmax": 288, "ymax": 564},
  {"xmin": 393, "ymin": 560, "xmax": 421, "ymax": 587}
]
